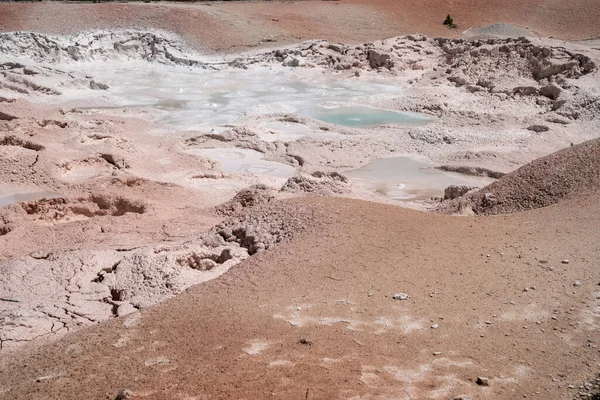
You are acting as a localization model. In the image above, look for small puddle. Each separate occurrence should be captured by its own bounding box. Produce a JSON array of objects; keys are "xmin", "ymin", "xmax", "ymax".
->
[
  {"xmin": 346, "ymin": 156, "xmax": 494, "ymax": 200},
  {"xmin": 299, "ymin": 106, "xmax": 433, "ymax": 128},
  {"xmin": 0, "ymin": 191, "xmax": 62, "ymax": 208},
  {"xmin": 188, "ymin": 148, "xmax": 296, "ymax": 180}
]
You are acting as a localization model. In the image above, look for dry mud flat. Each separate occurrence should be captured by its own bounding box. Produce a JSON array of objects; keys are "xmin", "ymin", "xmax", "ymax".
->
[{"xmin": 0, "ymin": 29, "xmax": 599, "ymax": 399}]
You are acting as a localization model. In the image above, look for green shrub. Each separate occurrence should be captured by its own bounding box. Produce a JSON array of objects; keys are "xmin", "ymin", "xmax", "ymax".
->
[{"xmin": 443, "ymin": 14, "xmax": 457, "ymax": 29}]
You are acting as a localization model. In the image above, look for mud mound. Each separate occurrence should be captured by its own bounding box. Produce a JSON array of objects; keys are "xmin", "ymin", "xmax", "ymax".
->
[
  {"xmin": 0, "ymin": 31, "xmax": 213, "ymax": 67},
  {"xmin": 267, "ymin": 36, "xmax": 595, "ymax": 82},
  {"xmin": 439, "ymin": 138, "xmax": 600, "ymax": 215},
  {"xmin": 216, "ymin": 185, "xmax": 275, "ymax": 216},
  {"xmin": 281, "ymin": 171, "xmax": 351, "ymax": 195},
  {"xmin": 215, "ymin": 199, "xmax": 322, "ymax": 255},
  {"xmin": 437, "ymin": 37, "xmax": 596, "ymax": 94}
]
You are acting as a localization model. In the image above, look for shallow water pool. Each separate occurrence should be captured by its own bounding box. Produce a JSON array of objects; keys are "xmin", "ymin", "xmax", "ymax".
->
[
  {"xmin": 79, "ymin": 62, "xmax": 430, "ymax": 130},
  {"xmin": 346, "ymin": 156, "xmax": 494, "ymax": 201},
  {"xmin": 299, "ymin": 106, "xmax": 433, "ymax": 128}
]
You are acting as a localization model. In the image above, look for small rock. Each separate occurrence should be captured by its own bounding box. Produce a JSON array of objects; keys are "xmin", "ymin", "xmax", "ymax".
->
[
  {"xmin": 527, "ymin": 124, "xmax": 549, "ymax": 133},
  {"xmin": 117, "ymin": 303, "xmax": 137, "ymax": 317},
  {"xmin": 451, "ymin": 396, "xmax": 472, "ymax": 400},
  {"xmin": 431, "ymin": 324, "xmax": 439, "ymax": 329},
  {"xmin": 539, "ymin": 84, "xmax": 562, "ymax": 100},
  {"xmin": 115, "ymin": 389, "xmax": 133, "ymax": 400},
  {"xmin": 328, "ymin": 43, "xmax": 345, "ymax": 53},
  {"xmin": 449, "ymin": 72, "xmax": 469, "ymax": 87},
  {"xmin": 476, "ymin": 377, "xmax": 490, "ymax": 386},
  {"xmin": 444, "ymin": 185, "xmax": 476, "ymax": 200},
  {"xmin": 392, "ymin": 293, "xmax": 409, "ymax": 300},
  {"xmin": 282, "ymin": 56, "xmax": 301, "ymax": 67},
  {"xmin": 253, "ymin": 242, "xmax": 266, "ymax": 253},
  {"xmin": 89, "ymin": 80, "xmax": 109, "ymax": 90},
  {"xmin": 433, "ymin": 351, "xmax": 442, "ymax": 356},
  {"xmin": 561, "ymin": 260, "xmax": 570, "ymax": 264},
  {"xmin": 482, "ymin": 192, "xmax": 496, "ymax": 207},
  {"xmin": 574, "ymin": 280, "xmax": 581, "ymax": 287},
  {"xmin": 367, "ymin": 49, "xmax": 392, "ymax": 69}
]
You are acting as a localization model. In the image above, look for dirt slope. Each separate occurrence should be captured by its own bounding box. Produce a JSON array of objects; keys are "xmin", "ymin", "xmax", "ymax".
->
[
  {"xmin": 2, "ymin": 195, "xmax": 599, "ymax": 400},
  {"xmin": 441, "ymin": 138, "xmax": 600, "ymax": 215},
  {"xmin": 0, "ymin": 0, "xmax": 599, "ymax": 54}
]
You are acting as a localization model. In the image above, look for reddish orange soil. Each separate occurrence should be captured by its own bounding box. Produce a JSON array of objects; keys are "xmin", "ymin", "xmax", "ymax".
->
[
  {"xmin": 2, "ymin": 194, "xmax": 600, "ymax": 399},
  {"xmin": 0, "ymin": 0, "xmax": 598, "ymax": 54}
]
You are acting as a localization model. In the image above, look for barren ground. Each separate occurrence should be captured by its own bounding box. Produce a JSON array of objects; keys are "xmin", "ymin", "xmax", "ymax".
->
[
  {"xmin": 1, "ymin": 2, "xmax": 600, "ymax": 400},
  {"xmin": 3, "ymin": 195, "xmax": 600, "ymax": 399}
]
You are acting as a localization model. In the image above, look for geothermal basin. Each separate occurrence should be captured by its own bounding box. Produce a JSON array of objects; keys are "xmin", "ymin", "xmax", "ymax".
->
[{"xmin": 50, "ymin": 60, "xmax": 462, "ymax": 200}]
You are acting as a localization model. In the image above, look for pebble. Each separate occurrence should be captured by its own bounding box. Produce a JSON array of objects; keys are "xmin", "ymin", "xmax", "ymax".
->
[
  {"xmin": 476, "ymin": 377, "xmax": 490, "ymax": 386},
  {"xmin": 393, "ymin": 293, "xmax": 409, "ymax": 300},
  {"xmin": 115, "ymin": 389, "xmax": 133, "ymax": 400},
  {"xmin": 562, "ymin": 260, "xmax": 570, "ymax": 264},
  {"xmin": 574, "ymin": 280, "xmax": 581, "ymax": 287},
  {"xmin": 433, "ymin": 351, "xmax": 442, "ymax": 356}
]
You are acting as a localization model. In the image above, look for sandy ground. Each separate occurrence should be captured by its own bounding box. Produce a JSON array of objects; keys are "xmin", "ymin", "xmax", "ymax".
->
[
  {"xmin": 2, "ymin": 194, "xmax": 600, "ymax": 399},
  {"xmin": 1, "ymin": 2, "xmax": 600, "ymax": 399}
]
